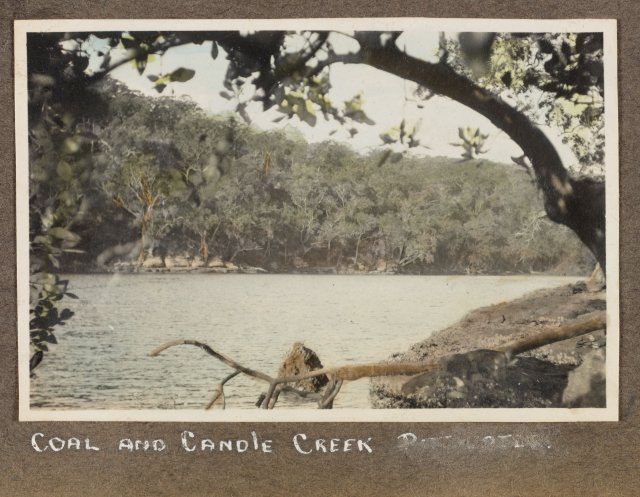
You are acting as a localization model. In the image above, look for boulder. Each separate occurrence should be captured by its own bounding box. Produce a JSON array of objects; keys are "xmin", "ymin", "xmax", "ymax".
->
[
  {"xmin": 371, "ymin": 282, "xmax": 607, "ymax": 408},
  {"xmin": 207, "ymin": 257, "xmax": 225, "ymax": 268},
  {"xmin": 373, "ymin": 353, "xmax": 573, "ymax": 408},
  {"xmin": 202, "ymin": 267, "xmax": 228, "ymax": 274},
  {"xmin": 292, "ymin": 256, "xmax": 308, "ymax": 269},
  {"xmin": 243, "ymin": 266, "xmax": 268, "ymax": 274},
  {"xmin": 112, "ymin": 261, "xmax": 135, "ymax": 273},
  {"xmin": 277, "ymin": 342, "xmax": 328, "ymax": 393},
  {"xmin": 586, "ymin": 262, "xmax": 606, "ymax": 292},
  {"xmin": 224, "ymin": 261, "xmax": 239, "ymax": 271},
  {"xmin": 191, "ymin": 256, "xmax": 205, "ymax": 268},
  {"xmin": 142, "ymin": 256, "xmax": 165, "ymax": 269},
  {"xmin": 562, "ymin": 348, "xmax": 606, "ymax": 407},
  {"xmin": 165, "ymin": 255, "xmax": 191, "ymax": 269}
]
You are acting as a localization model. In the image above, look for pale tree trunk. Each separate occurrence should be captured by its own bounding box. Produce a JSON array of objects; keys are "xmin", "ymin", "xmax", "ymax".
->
[{"xmin": 199, "ymin": 233, "xmax": 209, "ymax": 262}]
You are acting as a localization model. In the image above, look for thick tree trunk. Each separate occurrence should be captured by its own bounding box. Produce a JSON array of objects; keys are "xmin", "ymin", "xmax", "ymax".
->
[{"xmin": 354, "ymin": 233, "xmax": 362, "ymax": 266}]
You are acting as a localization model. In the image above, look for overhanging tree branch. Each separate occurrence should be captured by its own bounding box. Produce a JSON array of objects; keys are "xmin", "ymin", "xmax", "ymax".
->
[{"xmin": 343, "ymin": 40, "xmax": 605, "ymax": 270}]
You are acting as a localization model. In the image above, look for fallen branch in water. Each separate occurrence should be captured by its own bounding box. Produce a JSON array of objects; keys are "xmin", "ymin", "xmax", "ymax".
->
[
  {"xmin": 150, "ymin": 310, "xmax": 606, "ymax": 409},
  {"xmin": 149, "ymin": 339, "xmax": 317, "ymax": 407}
]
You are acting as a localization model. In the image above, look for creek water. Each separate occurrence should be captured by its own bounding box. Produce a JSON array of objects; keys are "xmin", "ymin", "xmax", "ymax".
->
[{"xmin": 30, "ymin": 273, "xmax": 579, "ymax": 410}]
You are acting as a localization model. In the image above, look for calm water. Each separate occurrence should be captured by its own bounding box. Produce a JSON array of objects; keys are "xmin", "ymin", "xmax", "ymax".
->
[{"xmin": 30, "ymin": 274, "xmax": 578, "ymax": 410}]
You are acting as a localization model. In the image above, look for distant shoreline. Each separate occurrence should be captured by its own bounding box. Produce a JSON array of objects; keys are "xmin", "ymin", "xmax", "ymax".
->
[{"xmin": 58, "ymin": 265, "xmax": 589, "ymax": 278}]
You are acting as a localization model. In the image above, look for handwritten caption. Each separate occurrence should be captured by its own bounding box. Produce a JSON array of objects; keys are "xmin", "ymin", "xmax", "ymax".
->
[{"xmin": 30, "ymin": 430, "xmax": 551, "ymax": 454}]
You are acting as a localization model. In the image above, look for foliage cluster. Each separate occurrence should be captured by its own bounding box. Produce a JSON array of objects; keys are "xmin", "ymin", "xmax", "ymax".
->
[
  {"xmin": 443, "ymin": 32, "xmax": 605, "ymax": 176},
  {"xmin": 31, "ymin": 82, "xmax": 594, "ymax": 276}
]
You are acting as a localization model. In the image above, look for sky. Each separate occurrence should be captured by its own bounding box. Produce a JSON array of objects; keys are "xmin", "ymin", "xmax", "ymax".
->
[{"xmin": 97, "ymin": 31, "xmax": 578, "ymax": 166}]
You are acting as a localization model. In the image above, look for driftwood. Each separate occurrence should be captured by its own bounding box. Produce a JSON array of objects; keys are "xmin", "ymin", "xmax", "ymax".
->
[
  {"xmin": 150, "ymin": 310, "xmax": 606, "ymax": 409},
  {"xmin": 149, "ymin": 340, "xmax": 317, "ymax": 408}
]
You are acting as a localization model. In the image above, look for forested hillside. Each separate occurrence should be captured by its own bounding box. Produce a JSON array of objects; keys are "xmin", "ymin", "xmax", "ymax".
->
[{"xmin": 31, "ymin": 79, "xmax": 594, "ymax": 275}]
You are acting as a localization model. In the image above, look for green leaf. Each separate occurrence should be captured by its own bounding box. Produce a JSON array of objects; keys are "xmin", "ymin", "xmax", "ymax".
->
[
  {"xmin": 300, "ymin": 112, "xmax": 317, "ymax": 127},
  {"xmin": 48, "ymin": 227, "xmax": 80, "ymax": 242},
  {"xmin": 60, "ymin": 308, "xmax": 74, "ymax": 321},
  {"xmin": 56, "ymin": 161, "xmax": 73, "ymax": 181},
  {"xmin": 305, "ymin": 99, "xmax": 316, "ymax": 117},
  {"xmin": 63, "ymin": 137, "xmax": 80, "ymax": 154},
  {"xmin": 32, "ymin": 235, "xmax": 51, "ymax": 246},
  {"xmin": 169, "ymin": 68, "xmax": 196, "ymax": 83}
]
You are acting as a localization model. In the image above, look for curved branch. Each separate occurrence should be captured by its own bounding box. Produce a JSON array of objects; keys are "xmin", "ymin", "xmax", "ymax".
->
[
  {"xmin": 276, "ymin": 31, "xmax": 330, "ymax": 78},
  {"xmin": 319, "ymin": 376, "xmax": 344, "ymax": 409},
  {"xmin": 149, "ymin": 339, "xmax": 313, "ymax": 399},
  {"xmin": 496, "ymin": 310, "xmax": 607, "ymax": 355},
  {"xmin": 205, "ymin": 370, "xmax": 241, "ymax": 410},
  {"xmin": 86, "ymin": 31, "xmax": 250, "ymax": 84},
  {"xmin": 307, "ymin": 51, "xmax": 364, "ymax": 80}
]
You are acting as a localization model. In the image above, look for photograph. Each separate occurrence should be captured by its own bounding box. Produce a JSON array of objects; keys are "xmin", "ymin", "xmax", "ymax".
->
[{"xmin": 15, "ymin": 18, "xmax": 619, "ymax": 422}]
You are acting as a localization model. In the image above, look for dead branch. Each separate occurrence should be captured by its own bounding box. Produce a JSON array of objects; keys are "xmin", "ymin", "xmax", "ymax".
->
[
  {"xmin": 319, "ymin": 375, "xmax": 344, "ymax": 409},
  {"xmin": 496, "ymin": 310, "xmax": 606, "ymax": 356},
  {"xmin": 151, "ymin": 310, "xmax": 606, "ymax": 409},
  {"xmin": 149, "ymin": 339, "xmax": 315, "ymax": 403}
]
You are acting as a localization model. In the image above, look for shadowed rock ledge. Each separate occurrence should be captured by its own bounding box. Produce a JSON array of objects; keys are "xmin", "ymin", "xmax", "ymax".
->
[{"xmin": 370, "ymin": 282, "xmax": 607, "ymax": 408}]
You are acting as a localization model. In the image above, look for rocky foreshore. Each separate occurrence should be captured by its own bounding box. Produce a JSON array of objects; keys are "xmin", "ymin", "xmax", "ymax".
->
[
  {"xmin": 92, "ymin": 255, "xmax": 399, "ymax": 275},
  {"xmin": 109, "ymin": 255, "xmax": 251, "ymax": 274},
  {"xmin": 370, "ymin": 281, "xmax": 607, "ymax": 408}
]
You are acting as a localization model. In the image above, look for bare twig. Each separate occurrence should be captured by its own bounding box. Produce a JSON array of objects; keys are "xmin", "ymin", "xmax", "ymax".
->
[
  {"xmin": 205, "ymin": 370, "xmax": 241, "ymax": 410},
  {"xmin": 319, "ymin": 375, "xmax": 343, "ymax": 409}
]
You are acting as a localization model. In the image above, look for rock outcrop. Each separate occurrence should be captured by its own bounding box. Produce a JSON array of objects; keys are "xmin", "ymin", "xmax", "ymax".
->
[
  {"xmin": 371, "ymin": 282, "xmax": 607, "ymax": 408},
  {"xmin": 278, "ymin": 342, "xmax": 329, "ymax": 393}
]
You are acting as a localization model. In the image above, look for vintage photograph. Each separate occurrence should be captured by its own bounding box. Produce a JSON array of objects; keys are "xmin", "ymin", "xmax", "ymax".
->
[{"xmin": 16, "ymin": 19, "xmax": 618, "ymax": 421}]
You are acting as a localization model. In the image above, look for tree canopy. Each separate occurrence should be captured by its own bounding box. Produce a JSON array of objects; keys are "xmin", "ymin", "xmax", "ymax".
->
[
  {"xmin": 27, "ymin": 29, "xmax": 607, "ymax": 261},
  {"xmin": 33, "ymin": 83, "xmax": 593, "ymax": 276}
]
